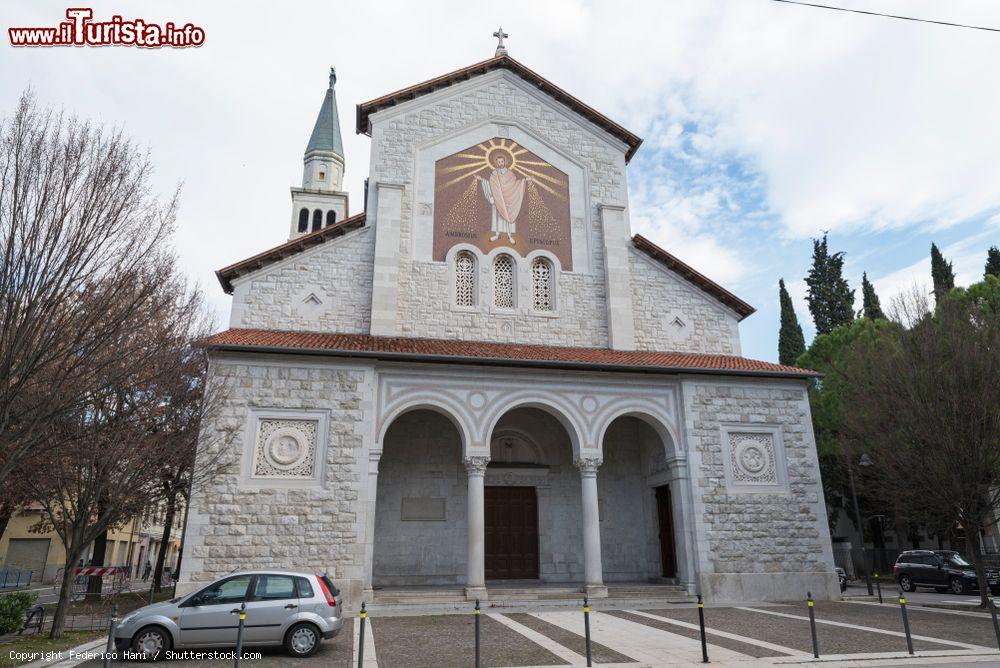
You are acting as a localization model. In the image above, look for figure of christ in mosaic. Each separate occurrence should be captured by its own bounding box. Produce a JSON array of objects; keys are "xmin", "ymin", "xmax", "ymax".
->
[{"xmin": 433, "ymin": 138, "xmax": 573, "ymax": 270}]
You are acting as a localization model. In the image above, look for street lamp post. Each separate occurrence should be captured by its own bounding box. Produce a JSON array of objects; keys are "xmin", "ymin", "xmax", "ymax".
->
[{"xmin": 848, "ymin": 459, "xmax": 874, "ymax": 595}]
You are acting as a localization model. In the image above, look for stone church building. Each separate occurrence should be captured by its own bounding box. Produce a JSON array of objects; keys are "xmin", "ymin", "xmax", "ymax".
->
[{"xmin": 177, "ymin": 40, "xmax": 838, "ymax": 606}]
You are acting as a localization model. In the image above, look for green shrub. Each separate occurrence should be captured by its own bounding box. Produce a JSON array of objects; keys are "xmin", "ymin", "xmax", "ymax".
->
[{"xmin": 0, "ymin": 591, "xmax": 38, "ymax": 634}]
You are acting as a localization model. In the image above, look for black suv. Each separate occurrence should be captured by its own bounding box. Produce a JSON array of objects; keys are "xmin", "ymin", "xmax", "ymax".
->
[{"xmin": 894, "ymin": 550, "xmax": 1000, "ymax": 594}]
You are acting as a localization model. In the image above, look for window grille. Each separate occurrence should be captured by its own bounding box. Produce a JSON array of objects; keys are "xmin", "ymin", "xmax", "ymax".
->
[
  {"xmin": 532, "ymin": 258, "xmax": 553, "ymax": 311},
  {"xmin": 494, "ymin": 255, "xmax": 515, "ymax": 309},
  {"xmin": 455, "ymin": 252, "xmax": 476, "ymax": 307}
]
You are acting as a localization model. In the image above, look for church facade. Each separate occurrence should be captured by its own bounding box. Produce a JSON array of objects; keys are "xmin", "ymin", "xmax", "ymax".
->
[{"xmin": 177, "ymin": 44, "xmax": 838, "ymax": 606}]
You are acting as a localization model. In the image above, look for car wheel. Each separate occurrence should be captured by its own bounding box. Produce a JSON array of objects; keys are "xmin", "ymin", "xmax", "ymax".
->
[
  {"xmin": 898, "ymin": 574, "xmax": 915, "ymax": 592},
  {"xmin": 285, "ymin": 622, "xmax": 321, "ymax": 658},
  {"xmin": 949, "ymin": 577, "xmax": 967, "ymax": 595},
  {"xmin": 131, "ymin": 625, "xmax": 171, "ymax": 662}
]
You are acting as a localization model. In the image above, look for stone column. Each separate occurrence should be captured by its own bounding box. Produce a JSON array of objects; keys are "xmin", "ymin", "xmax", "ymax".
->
[
  {"xmin": 598, "ymin": 204, "xmax": 636, "ymax": 351},
  {"xmin": 576, "ymin": 457, "xmax": 608, "ymax": 597},
  {"xmin": 361, "ymin": 450, "xmax": 381, "ymax": 603},
  {"xmin": 464, "ymin": 455, "xmax": 490, "ymax": 601}
]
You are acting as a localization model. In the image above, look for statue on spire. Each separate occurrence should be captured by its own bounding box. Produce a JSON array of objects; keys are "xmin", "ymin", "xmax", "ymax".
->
[
  {"xmin": 329, "ymin": 66, "xmax": 337, "ymax": 88},
  {"xmin": 493, "ymin": 26, "xmax": 508, "ymax": 57}
]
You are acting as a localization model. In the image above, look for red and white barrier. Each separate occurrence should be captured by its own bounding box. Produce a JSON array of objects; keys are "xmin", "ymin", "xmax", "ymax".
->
[{"xmin": 74, "ymin": 566, "xmax": 123, "ymax": 577}]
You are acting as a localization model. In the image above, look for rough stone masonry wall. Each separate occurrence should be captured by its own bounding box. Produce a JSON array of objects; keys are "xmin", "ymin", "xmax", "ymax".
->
[
  {"xmin": 372, "ymin": 74, "xmax": 625, "ymax": 347},
  {"xmin": 630, "ymin": 250, "xmax": 741, "ymax": 355},
  {"xmin": 178, "ymin": 357, "xmax": 370, "ymax": 599},
  {"xmin": 232, "ymin": 226, "xmax": 375, "ymax": 334},
  {"xmin": 683, "ymin": 380, "xmax": 838, "ymax": 601}
]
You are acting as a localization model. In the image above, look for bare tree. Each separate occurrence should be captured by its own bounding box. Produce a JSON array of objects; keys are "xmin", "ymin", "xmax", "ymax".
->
[
  {"xmin": 841, "ymin": 282, "xmax": 1000, "ymax": 605},
  {"xmin": 25, "ymin": 270, "xmax": 233, "ymax": 637},
  {"xmin": 0, "ymin": 89, "xmax": 176, "ymax": 484}
]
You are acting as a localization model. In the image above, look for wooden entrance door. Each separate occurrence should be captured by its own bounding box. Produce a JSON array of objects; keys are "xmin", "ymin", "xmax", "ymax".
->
[
  {"xmin": 655, "ymin": 485, "xmax": 677, "ymax": 578},
  {"xmin": 485, "ymin": 486, "xmax": 539, "ymax": 580}
]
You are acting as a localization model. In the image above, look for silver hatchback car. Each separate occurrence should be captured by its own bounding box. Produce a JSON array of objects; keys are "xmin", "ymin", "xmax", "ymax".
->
[{"xmin": 113, "ymin": 570, "xmax": 343, "ymax": 660}]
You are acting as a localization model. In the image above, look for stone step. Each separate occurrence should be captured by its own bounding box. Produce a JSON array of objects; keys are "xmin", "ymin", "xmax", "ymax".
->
[{"xmin": 362, "ymin": 594, "xmax": 696, "ymax": 616}]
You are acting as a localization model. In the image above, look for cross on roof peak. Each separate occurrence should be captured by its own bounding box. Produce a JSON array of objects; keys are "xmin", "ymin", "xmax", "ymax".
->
[{"xmin": 493, "ymin": 26, "xmax": 508, "ymax": 56}]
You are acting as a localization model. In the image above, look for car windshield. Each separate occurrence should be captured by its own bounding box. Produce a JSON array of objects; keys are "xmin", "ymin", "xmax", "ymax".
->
[{"xmin": 944, "ymin": 554, "xmax": 972, "ymax": 567}]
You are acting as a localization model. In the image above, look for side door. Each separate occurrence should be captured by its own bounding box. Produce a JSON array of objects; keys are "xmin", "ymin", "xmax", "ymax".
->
[
  {"xmin": 242, "ymin": 574, "xmax": 299, "ymax": 644},
  {"xmin": 926, "ymin": 554, "xmax": 948, "ymax": 586},
  {"xmin": 178, "ymin": 574, "xmax": 253, "ymax": 647}
]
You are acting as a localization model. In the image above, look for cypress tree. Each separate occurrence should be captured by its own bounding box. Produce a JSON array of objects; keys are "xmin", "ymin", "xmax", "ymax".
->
[
  {"xmin": 930, "ymin": 242, "xmax": 955, "ymax": 303},
  {"xmin": 985, "ymin": 246, "xmax": 1000, "ymax": 278},
  {"xmin": 778, "ymin": 278, "xmax": 806, "ymax": 366},
  {"xmin": 860, "ymin": 272, "xmax": 885, "ymax": 320},
  {"xmin": 805, "ymin": 233, "xmax": 855, "ymax": 335}
]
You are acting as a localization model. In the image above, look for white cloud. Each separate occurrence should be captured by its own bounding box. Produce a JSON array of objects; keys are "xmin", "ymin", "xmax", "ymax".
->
[{"xmin": 3, "ymin": 0, "xmax": 998, "ymax": 332}]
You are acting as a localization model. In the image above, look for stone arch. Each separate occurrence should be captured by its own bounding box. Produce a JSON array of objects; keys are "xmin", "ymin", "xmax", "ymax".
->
[
  {"xmin": 372, "ymin": 408, "xmax": 467, "ymax": 587},
  {"xmin": 377, "ymin": 399, "xmax": 473, "ymax": 455},
  {"xmin": 481, "ymin": 395, "xmax": 585, "ymax": 457},
  {"xmin": 595, "ymin": 408, "xmax": 681, "ymax": 462}
]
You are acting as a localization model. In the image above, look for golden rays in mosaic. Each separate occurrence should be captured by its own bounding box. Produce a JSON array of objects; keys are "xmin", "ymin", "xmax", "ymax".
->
[{"xmin": 438, "ymin": 138, "xmax": 567, "ymax": 200}]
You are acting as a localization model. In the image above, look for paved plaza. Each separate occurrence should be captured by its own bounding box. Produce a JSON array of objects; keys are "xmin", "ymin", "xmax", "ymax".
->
[{"xmin": 63, "ymin": 600, "xmax": 1000, "ymax": 668}]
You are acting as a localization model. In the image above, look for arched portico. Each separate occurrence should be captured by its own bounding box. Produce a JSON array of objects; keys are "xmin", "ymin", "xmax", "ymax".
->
[
  {"xmin": 367, "ymin": 368, "xmax": 690, "ymax": 600},
  {"xmin": 599, "ymin": 413, "xmax": 695, "ymax": 590}
]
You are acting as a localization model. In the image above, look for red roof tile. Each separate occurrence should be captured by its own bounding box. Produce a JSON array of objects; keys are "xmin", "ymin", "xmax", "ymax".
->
[
  {"xmin": 204, "ymin": 328, "xmax": 816, "ymax": 379},
  {"xmin": 631, "ymin": 235, "xmax": 756, "ymax": 319},
  {"xmin": 216, "ymin": 213, "xmax": 367, "ymax": 293},
  {"xmin": 356, "ymin": 55, "xmax": 644, "ymax": 163}
]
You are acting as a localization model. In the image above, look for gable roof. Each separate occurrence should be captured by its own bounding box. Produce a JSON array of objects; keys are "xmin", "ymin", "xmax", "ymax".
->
[
  {"xmin": 216, "ymin": 213, "xmax": 366, "ymax": 293},
  {"xmin": 356, "ymin": 55, "xmax": 644, "ymax": 163},
  {"xmin": 631, "ymin": 234, "xmax": 756, "ymax": 320},
  {"xmin": 204, "ymin": 328, "xmax": 816, "ymax": 379}
]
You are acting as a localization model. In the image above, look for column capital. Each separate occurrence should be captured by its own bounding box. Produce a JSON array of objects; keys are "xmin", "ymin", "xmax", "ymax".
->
[
  {"xmin": 463, "ymin": 455, "xmax": 490, "ymax": 476},
  {"xmin": 574, "ymin": 456, "xmax": 602, "ymax": 476}
]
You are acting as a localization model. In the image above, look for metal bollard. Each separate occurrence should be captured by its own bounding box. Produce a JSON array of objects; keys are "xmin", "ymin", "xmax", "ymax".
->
[
  {"xmin": 232, "ymin": 602, "xmax": 247, "ymax": 668},
  {"xmin": 697, "ymin": 594, "xmax": 709, "ymax": 663},
  {"xmin": 806, "ymin": 592, "xmax": 820, "ymax": 658},
  {"xmin": 102, "ymin": 605, "xmax": 118, "ymax": 668},
  {"xmin": 897, "ymin": 592, "xmax": 914, "ymax": 655},
  {"xmin": 583, "ymin": 596, "xmax": 593, "ymax": 668},
  {"xmin": 358, "ymin": 602, "xmax": 367, "ymax": 668},
  {"xmin": 474, "ymin": 599, "xmax": 481, "ymax": 668},
  {"xmin": 874, "ymin": 572, "xmax": 883, "ymax": 604},
  {"xmin": 987, "ymin": 595, "xmax": 1000, "ymax": 651}
]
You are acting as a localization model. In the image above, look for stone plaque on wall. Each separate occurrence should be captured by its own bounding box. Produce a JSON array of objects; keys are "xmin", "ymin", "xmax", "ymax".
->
[
  {"xmin": 433, "ymin": 138, "xmax": 572, "ymax": 269},
  {"xmin": 401, "ymin": 497, "xmax": 447, "ymax": 521}
]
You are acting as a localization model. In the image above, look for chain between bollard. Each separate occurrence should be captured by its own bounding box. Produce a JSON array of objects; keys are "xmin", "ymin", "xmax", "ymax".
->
[
  {"xmin": 697, "ymin": 594, "xmax": 709, "ymax": 663},
  {"xmin": 232, "ymin": 602, "xmax": 247, "ymax": 668},
  {"xmin": 582, "ymin": 596, "xmax": 593, "ymax": 667},
  {"xmin": 102, "ymin": 604, "xmax": 118, "ymax": 668},
  {"xmin": 874, "ymin": 572, "xmax": 883, "ymax": 604},
  {"xmin": 897, "ymin": 592, "xmax": 914, "ymax": 655},
  {"xmin": 987, "ymin": 594, "xmax": 1000, "ymax": 652},
  {"xmin": 474, "ymin": 599, "xmax": 481, "ymax": 668},
  {"xmin": 357, "ymin": 602, "xmax": 367, "ymax": 668},
  {"xmin": 806, "ymin": 592, "xmax": 820, "ymax": 658}
]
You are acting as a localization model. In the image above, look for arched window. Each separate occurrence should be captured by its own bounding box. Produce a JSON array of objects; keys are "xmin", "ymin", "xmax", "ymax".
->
[
  {"xmin": 493, "ymin": 254, "xmax": 515, "ymax": 309},
  {"xmin": 297, "ymin": 208, "xmax": 309, "ymax": 233},
  {"xmin": 455, "ymin": 251, "xmax": 476, "ymax": 307},
  {"xmin": 531, "ymin": 258, "xmax": 554, "ymax": 311},
  {"xmin": 326, "ymin": 210, "xmax": 337, "ymax": 227},
  {"xmin": 311, "ymin": 209, "xmax": 322, "ymax": 232}
]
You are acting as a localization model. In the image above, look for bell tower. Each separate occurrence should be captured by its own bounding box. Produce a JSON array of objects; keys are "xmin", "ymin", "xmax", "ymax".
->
[{"xmin": 289, "ymin": 67, "xmax": 348, "ymax": 239}]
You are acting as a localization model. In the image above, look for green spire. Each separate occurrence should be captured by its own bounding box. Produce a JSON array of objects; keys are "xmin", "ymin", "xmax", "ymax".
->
[{"xmin": 305, "ymin": 66, "xmax": 344, "ymax": 157}]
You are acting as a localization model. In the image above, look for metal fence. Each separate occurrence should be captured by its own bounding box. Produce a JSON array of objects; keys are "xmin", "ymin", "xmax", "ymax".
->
[{"xmin": 0, "ymin": 569, "xmax": 33, "ymax": 589}]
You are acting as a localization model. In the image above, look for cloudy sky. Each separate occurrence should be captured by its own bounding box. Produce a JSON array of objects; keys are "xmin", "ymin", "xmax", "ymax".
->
[{"xmin": 3, "ymin": 0, "xmax": 998, "ymax": 362}]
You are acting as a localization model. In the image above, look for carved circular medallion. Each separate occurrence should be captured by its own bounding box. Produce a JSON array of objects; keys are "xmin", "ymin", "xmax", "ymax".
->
[
  {"xmin": 264, "ymin": 427, "xmax": 310, "ymax": 470},
  {"xmin": 736, "ymin": 442, "xmax": 769, "ymax": 475},
  {"xmin": 581, "ymin": 396, "xmax": 598, "ymax": 413},
  {"xmin": 469, "ymin": 391, "xmax": 487, "ymax": 409}
]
